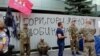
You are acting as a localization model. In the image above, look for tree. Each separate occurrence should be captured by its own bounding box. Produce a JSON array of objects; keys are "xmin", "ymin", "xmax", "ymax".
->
[{"xmin": 65, "ymin": 0, "xmax": 94, "ymax": 16}]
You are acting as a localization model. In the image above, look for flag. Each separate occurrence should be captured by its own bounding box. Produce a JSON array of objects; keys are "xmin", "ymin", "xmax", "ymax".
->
[
  {"xmin": 8, "ymin": 0, "xmax": 33, "ymax": 15},
  {"xmin": 4, "ymin": 7, "xmax": 13, "ymax": 42},
  {"xmin": 4, "ymin": 7, "xmax": 18, "ymax": 40},
  {"xmin": 5, "ymin": 7, "xmax": 13, "ymax": 27},
  {"xmin": 26, "ymin": 0, "xmax": 33, "ymax": 9}
]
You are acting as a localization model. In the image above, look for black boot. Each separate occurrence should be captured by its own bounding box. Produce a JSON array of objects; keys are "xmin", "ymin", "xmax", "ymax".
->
[
  {"xmin": 72, "ymin": 51, "xmax": 75, "ymax": 56},
  {"xmin": 76, "ymin": 51, "xmax": 81, "ymax": 55}
]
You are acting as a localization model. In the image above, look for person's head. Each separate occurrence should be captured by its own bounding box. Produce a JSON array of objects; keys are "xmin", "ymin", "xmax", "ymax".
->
[
  {"xmin": 40, "ymin": 38, "xmax": 44, "ymax": 43},
  {"xmin": 71, "ymin": 20, "xmax": 76, "ymax": 26},
  {"xmin": 58, "ymin": 22, "xmax": 63, "ymax": 28},
  {"xmin": 85, "ymin": 19, "xmax": 92, "ymax": 25},
  {"xmin": 0, "ymin": 20, "xmax": 5, "ymax": 31}
]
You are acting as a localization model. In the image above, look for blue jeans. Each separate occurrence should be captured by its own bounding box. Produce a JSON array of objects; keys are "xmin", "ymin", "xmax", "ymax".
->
[{"xmin": 57, "ymin": 40, "xmax": 65, "ymax": 56}]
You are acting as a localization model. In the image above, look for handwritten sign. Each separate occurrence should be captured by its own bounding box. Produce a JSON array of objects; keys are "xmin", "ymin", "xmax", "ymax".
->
[
  {"xmin": 12, "ymin": 13, "xmax": 97, "ymax": 49},
  {"xmin": 1, "ymin": 12, "xmax": 99, "ymax": 50}
]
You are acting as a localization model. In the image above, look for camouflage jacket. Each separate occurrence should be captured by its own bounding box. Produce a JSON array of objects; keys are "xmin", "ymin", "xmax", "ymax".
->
[
  {"xmin": 68, "ymin": 26, "xmax": 78, "ymax": 39},
  {"xmin": 79, "ymin": 28, "xmax": 96, "ymax": 41},
  {"xmin": 20, "ymin": 29, "xmax": 30, "ymax": 44}
]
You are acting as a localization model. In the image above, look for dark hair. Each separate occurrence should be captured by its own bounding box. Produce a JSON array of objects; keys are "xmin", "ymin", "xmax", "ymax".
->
[{"xmin": 58, "ymin": 22, "xmax": 62, "ymax": 27}]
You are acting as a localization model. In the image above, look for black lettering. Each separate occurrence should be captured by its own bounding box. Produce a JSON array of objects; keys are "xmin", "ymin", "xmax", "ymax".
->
[
  {"xmin": 45, "ymin": 27, "xmax": 50, "ymax": 35},
  {"xmin": 28, "ymin": 29, "xmax": 33, "ymax": 36},
  {"xmin": 39, "ymin": 17, "xmax": 44, "ymax": 24},
  {"xmin": 56, "ymin": 17, "xmax": 61, "ymax": 23},
  {"xmin": 41, "ymin": 18, "xmax": 46, "ymax": 25},
  {"xmin": 51, "ymin": 28, "xmax": 56, "ymax": 35},
  {"xmin": 34, "ymin": 17, "xmax": 39, "ymax": 25},
  {"xmin": 39, "ymin": 27, "xmax": 44, "ymax": 35},
  {"xmin": 43, "ymin": 21, "xmax": 47, "ymax": 25},
  {"xmin": 33, "ymin": 28, "xmax": 38, "ymax": 35},
  {"xmin": 29, "ymin": 18, "xmax": 34, "ymax": 26},
  {"xmin": 62, "ymin": 17, "xmax": 64, "ymax": 23},
  {"xmin": 47, "ymin": 17, "xmax": 51, "ymax": 24},
  {"xmin": 50, "ymin": 18, "xmax": 55, "ymax": 24}
]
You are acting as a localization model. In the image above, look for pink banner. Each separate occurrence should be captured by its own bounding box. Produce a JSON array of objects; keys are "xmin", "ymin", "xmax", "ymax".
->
[
  {"xmin": 8, "ymin": 0, "xmax": 33, "ymax": 15},
  {"xmin": 26, "ymin": 0, "xmax": 33, "ymax": 9}
]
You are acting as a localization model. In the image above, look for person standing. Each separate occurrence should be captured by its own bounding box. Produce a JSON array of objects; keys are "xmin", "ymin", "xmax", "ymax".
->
[
  {"xmin": 56, "ymin": 22, "xmax": 66, "ymax": 56},
  {"xmin": 19, "ymin": 24, "xmax": 30, "ymax": 56},
  {"xmin": 0, "ymin": 20, "xmax": 9, "ymax": 56},
  {"xmin": 68, "ymin": 20, "xmax": 80, "ymax": 55},
  {"xmin": 79, "ymin": 19, "xmax": 96, "ymax": 56}
]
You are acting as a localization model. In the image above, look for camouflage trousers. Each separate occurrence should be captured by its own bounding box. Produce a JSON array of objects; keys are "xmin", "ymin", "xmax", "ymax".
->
[
  {"xmin": 83, "ymin": 42, "xmax": 96, "ymax": 56},
  {"xmin": 70, "ymin": 39, "xmax": 79, "ymax": 52},
  {"xmin": 20, "ymin": 43, "xmax": 30, "ymax": 56}
]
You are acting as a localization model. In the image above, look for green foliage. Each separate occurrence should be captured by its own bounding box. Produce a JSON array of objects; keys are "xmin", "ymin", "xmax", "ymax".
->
[{"xmin": 65, "ymin": 0, "xmax": 93, "ymax": 15}]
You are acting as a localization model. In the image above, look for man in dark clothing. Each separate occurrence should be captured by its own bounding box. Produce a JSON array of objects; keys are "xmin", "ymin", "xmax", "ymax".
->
[{"xmin": 56, "ymin": 22, "xmax": 67, "ymax": 56}]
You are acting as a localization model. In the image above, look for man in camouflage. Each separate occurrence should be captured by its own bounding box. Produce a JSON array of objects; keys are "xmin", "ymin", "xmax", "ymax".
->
[
  {"xmin": 79, "ymin": 19, "xmax": 96, "ymax": 56},
  {"xmin": 20, "ymin": 24, "xmax": 30, "ymax": 56},
  {"xmin": 68, "ymin": 20, "xmax": 80, "ymax": 55},
  {"xmin": 37, "ymin": 38, "xmax": 49, "ymax": 56}
]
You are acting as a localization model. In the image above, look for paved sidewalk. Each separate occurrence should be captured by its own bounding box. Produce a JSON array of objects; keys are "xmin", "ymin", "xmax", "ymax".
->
[{"xmin": 30, "ymin": 48, "xmax": 83, "ymax": 56}]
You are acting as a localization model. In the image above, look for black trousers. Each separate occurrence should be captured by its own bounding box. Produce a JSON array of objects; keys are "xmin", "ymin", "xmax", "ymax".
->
[
  {"xmin": 0, "ymin": 51, "xmax": 8, "ymax": 56},
  {"xmin": 24, "ymin": 44, "xmax": 30, "ymax": 56}
]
